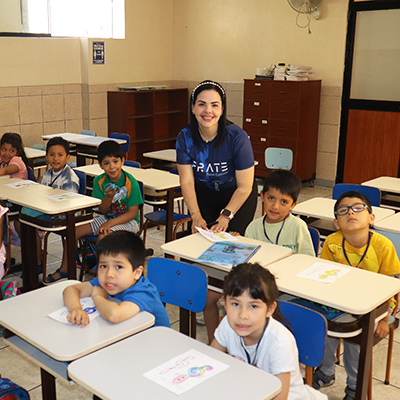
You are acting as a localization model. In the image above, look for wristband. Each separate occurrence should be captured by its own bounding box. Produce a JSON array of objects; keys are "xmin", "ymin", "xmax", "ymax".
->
[{"xmin": 190, "ymin": 210, "xmax": 200, "ymax": 217}]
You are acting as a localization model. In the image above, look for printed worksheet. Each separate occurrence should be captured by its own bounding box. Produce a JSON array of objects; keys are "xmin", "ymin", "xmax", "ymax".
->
[
  {"xmin": 48, "ymin": 297, "xmax": 100, "ymax": 325},
  {"xmin": 143, "ymin": 349, "xmax": 229, "ymax": 395},
  {"xmin": 5, "ymin": 180, "xmax": 38, "ymax": 188},
  {"xmin": 195, "ymin": 227, "xmax": 239, "ymax": 242},
  {"xmin": 46, "ymin": 193, "xmax": 82, "ymax": 202},
  {"xmin": 297, "ymin": 262, "xmax": 351, "ymax": 283}
]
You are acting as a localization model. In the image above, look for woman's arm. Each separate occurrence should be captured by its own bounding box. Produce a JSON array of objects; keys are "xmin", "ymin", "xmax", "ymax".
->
[
  {"xmin": 177, "ymin": 164, "xmax": 208, "ymax": 232},
  {"xmin": 210, "ymin": 166, "xmax": 254, "ymax": 232}
]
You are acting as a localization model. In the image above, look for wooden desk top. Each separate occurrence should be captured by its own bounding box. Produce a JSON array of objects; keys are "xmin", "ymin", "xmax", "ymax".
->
[
  {"xmin": 68, "ymin": 326, "xmax": 281, "ymax": 400},
  {"xmin": 161, "ymin": 233, "xmax": 292, "ymax": 272},
  {"xmin": 74, "ymin": 164, "xmax": 180, "ymax": 192},
  {"xmin": 42, "ymin": 133, "xmax": 126, "ymax": 145},
  {"xmin": 143, "ymin": 149, "xmax": 176, "ymax": 162},
  {"xmin": 24, "ymin": 147, "xmax": 46, "ymax": 158},
  {"xmin": 374, "ymin": 212, "xmax": 400, "ymax": 234},
  {"xmin": 362, "ymin": 176, "xmax": 400, "ymax": 194},
  {"xmin": 292, "ymin": 197, "xmax": 394, "ymax": 224},
  {"xmin": 268, "ymin": 254, "xmax": 400, "ymax": 315},
  {"xmin": 0, "ymin": 179, "xmax": 100, "ymax": 214},
  {"xmin": 0, "ymin": 280, "xmax": 155, "ymax": 361}
]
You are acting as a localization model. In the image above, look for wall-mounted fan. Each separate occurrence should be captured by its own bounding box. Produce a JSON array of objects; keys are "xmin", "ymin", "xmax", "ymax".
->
[{"xmin": 288, "ymin": 0, "xmax": 323, "ymax": 33}]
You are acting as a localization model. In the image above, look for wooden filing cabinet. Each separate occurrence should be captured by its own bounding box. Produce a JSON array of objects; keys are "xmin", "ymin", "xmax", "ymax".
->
[
  {"xmin": 107, "ymin": 88, "xmax": 188, "ymax": 167},
  {"xmin": 243, "ymin": 79, "xmax": 321, "ymax": 182}
]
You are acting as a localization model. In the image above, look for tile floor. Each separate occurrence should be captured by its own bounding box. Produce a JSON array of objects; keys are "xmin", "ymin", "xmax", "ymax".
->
[{"xmin": 1, "ymin": 184, "xmax": 400, "ymax": 399}]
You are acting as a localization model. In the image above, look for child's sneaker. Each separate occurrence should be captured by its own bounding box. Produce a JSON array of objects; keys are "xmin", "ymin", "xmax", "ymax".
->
[
  {"xmin": 343, "ymin": 386, "xmax": 355, "ymax": 400},
  {"xmin": 312, "ymin": 368, "xmax": 335, "ymax": 390}
]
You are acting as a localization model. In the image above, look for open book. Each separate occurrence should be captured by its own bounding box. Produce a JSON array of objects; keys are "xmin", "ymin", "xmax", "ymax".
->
[{"xmin": 196, "ymin": 241, "xmax": 260, "ymax": 267}]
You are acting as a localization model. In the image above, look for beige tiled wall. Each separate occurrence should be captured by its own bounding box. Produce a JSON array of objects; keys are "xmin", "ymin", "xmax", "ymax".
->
[{"xmin": 0, "ymin": 80, "xmax": 341, "ymax": 187}]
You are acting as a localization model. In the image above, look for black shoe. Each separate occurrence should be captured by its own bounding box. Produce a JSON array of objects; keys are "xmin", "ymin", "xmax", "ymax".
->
[{"xmin": 312, "ymin": 368, "xmax": 335, "ymax": 390}]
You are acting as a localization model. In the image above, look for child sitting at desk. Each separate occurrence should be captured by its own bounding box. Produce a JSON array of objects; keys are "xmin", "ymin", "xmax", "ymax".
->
[
  {"xmin": 0, "ymin": 132, "xmax": 28, "ymax": 179},
  {"xmin": 63, "ymin": 231, "xmax": 170, "ymax": 327},
  {"xmin": 312, "ymin": 191, "xmax": 400, "ymax": 400},
  {"xmin": 204, "ymin": 169, "xmax": 314, "ymax": 343},
  {"xmin": 45, "ymin": 140, "xmax": 143, "ymax": 284},
  {"xmin": 211, "ymin": 263, "xmax": 327, "ymax": 400},
  {"xmin": 19, "ymin": 137, "xmax": 80, "ymax": 275}
]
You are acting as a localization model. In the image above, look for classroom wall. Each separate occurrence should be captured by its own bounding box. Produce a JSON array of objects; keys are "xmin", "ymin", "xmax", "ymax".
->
[
  {"xmin": 0, "ymin": 0, "xmax": 349, "ymax": 186},
  {"xmin": 170, "ymin": 0, "xmax": 349, "ymax": 186}
]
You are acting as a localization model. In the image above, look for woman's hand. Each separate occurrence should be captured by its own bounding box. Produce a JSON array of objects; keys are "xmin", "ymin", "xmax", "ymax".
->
[
  {"xmin": 191, "ymin": 212, "xmax": 208, "ymax": 233},
  {"xmin": 209, "ymin": 215, "xmax": 230, "ymax": 232}
]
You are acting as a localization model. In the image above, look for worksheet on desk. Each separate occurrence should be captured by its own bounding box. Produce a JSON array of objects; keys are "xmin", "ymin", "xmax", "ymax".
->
[{"xmin": 297, "ymin": 262, "xmax": 351, "ymax": 283}]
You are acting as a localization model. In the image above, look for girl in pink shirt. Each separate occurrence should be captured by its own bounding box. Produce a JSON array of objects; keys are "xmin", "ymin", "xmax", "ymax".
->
[{"xmin": 0, "ymin": 133, "xmax": 28, "ymax": 179}]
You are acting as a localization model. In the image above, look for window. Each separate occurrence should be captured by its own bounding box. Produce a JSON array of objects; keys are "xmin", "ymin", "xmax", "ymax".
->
[{"xmin": 0, "ymin": 0, "xmax": 125, "ymax": 38}]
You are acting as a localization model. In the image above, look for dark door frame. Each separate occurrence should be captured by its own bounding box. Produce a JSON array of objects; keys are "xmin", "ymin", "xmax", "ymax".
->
[{"xmin": 336, "ymin": 0, "xmax": 400, "ymax": 183}]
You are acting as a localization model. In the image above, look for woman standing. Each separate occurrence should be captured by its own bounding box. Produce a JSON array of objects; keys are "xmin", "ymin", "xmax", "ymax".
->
[{"xmin": 176, "ymin": 80, "xmax": 257, "ymax": 235}]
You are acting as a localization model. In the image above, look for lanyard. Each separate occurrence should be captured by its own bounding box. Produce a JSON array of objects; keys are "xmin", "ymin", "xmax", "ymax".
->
[
  {"xmin": 342, "ymin": 232, "xmax": 371, "ymax": 268},
  {"xmin": 263, "ymin": 215, "xmax": 286, "ymax": 245},
  {"xmin": 49, "ymin": 168, "xmax": 63, "ymax": 187},
  {"xmin": 240, "ymin": 318, "xmax": 269, "ymax": 366}
]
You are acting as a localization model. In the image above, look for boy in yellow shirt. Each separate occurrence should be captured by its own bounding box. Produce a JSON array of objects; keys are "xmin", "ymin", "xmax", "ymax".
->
[{"xmin": 313, "ymin": 191, "xmax": 400, "ymax": 400}]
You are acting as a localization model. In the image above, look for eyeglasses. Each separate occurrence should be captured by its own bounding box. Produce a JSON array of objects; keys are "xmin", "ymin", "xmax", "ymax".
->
[{"xmin": 335, "ymin": 203, "xmax": 370, "ymax": 216}]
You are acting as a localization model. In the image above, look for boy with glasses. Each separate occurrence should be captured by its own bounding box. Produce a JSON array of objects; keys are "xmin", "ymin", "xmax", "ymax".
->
[{"xmin": 313, "ymin": 191, "xmax": 400, "ymax": 400}]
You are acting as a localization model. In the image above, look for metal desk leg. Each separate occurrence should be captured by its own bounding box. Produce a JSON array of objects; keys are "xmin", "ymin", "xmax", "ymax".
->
[
  {"xmin": 20, "ymin": 220, "xmax": 39, "ymax": 291},
  {"xmin": 66, "ymin": 211, "xmax": 77, "ymax": 280},
  {"xmin": 41, "ymin": 368, "xmax": 56, "ymax": 400},
  {"xmin": 165, "ymin": 188, "xmax": 175, "ymax": 243}
]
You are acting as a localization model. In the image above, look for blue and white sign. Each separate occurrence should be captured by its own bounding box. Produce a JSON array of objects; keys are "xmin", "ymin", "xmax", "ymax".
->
[{"xmin": 93, "ymin": 41, "xmax": 105, "ymax": 64}]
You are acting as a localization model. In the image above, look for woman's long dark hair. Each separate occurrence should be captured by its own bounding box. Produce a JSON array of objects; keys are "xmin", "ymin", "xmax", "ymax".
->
[
  {"xmin": 189, "ymin": 80, "xmax": 229, "ymax": 148},
  {"xmin": 1, "ymin": 132, "xmax": 28, "ymax": 166},
  {"xmin": 223, "ymin": 263, "xmax": 287, "ymax": 325}
]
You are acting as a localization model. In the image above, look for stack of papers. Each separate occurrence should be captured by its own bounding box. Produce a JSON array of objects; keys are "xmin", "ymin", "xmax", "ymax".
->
[
  {"xmin": 274, "ymin": 65, "xmax": 287, "ymax": 81},
  {"xmin": 286, "ymin": 65, "xmax": 314, "ymax": 81}
]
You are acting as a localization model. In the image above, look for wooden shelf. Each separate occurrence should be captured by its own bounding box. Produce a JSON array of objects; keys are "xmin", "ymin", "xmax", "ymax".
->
[{"xmin": 108, "ymin": 88, "xmax": 188, "ymax": 166}]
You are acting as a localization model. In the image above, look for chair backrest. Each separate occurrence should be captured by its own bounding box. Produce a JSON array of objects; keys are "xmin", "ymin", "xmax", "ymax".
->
[
  {"xmin": 277, "ymin": 300, "xmax": 327, "ymax": 368},
  {"xmin": 110, "ymin": 132, "xmax": 130, "ymax": 153},
  {"xmin": 33, "ymin": 143, "xmax": 46, "ymax": 151},
  {"xmin": 308, "ymin": 226, "xmax": 320, "ymax": 256},
  {"xmin": 27, "ymin": 166, "xmax": 35, "ymax": 181},
  {"xmin": 74, "ymin": 169, "xmax": 86, "ymax": 195},
  {"xmin": 123, "ymin": 160, "xmax": 140, "ymax": 168},
  {"xmin": 147, "ymin": 257, "xmax": 207, "ymax": 313},
  {"xmin": 332, "ymin": 183, "xmax": 381, "ymax": 207},
  {"xmin": 265, "ymin": 147, "xmax": 293, "ymax": 170},
  {"xmin": 81, "ymin": 129, "xmax": 96, "ymax": 136}
]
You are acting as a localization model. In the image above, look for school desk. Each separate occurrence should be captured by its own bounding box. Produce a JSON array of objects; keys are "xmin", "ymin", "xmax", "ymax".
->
[
  {"xmin": 74, "ymin": 164, "xmax": 181, "ymax": 242},
  {"xmin": 161, "ymin": 233, "xmax": 292, "ymax": 289},
  {"xmin": 0, "ymin": 280, "xmax": 155, "ymax": 400},
  {"xmin": 0, "ymin": 178, "xmax": 101, "ymax": 290},
  {"xmin": 68, "ymin": 326, "xmax": 282, "ymax": 400},
  {"xmin": 143, "ymin": 149, "xmax": 177, "ymax": 162},
  {"xmin": 373, "ymin": 212, "xmax": 400, "ymax": 234},
  {"xmin": 24, "ymin": 146, "xmax": 46, "ymax": 169},
  {"xmin": 362, "ymin": 176, "xmax": 400, "ymax": 209},
  {"xmin": 292, "ymin": 197, "xmax": 394, "ymax": 225},
  {"xmin": 267, "ymin": 253, "xmax": 400, "ymax": 400},
  {"xmin": 42, "ymin": 133, "xmax": 126, "ymax": 166}
]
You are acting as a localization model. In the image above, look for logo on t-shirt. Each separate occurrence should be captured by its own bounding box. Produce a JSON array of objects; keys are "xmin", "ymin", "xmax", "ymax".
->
[{"xmin": 192, "ymin": 160, "xmax": 228, "ymax": 175}]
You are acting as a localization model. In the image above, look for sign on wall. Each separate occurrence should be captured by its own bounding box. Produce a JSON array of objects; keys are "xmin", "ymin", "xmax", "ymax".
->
[{"xmin": 93, "ymin": 41, "xmax": 105, "ymax": 64}]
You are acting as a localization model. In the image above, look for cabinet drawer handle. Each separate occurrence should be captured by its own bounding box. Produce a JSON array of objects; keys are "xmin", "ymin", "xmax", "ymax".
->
[
  {"xmin": 261, "ymin": 138, "xmax": 267, "ymax": 142},
  {"xmin": 253, "ymin": 102, "xmax": 260, "ymax": 106},
  {"xmin": 246, "ymin": 118, "xmax": 252, "ymax": 122},
  {"xmin": 255, "ymin": 83, "xmax": 261, "ymax": 86},
  {"xmin": 262, "ymin": 120, "xmax": 268, "ymax": 124}
]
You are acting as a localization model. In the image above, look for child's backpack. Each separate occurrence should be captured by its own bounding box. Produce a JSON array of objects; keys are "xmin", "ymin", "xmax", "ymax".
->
[
  {"xmin": 0, "ymin": 377, "xmax": 30, "ymax": 399},
  {"xmin": 0, "ymin": 281, "xmax": 20, "ymax": 337}
]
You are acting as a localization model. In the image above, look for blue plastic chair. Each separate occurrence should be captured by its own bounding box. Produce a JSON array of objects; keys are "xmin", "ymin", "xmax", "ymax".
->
[
  {"xmin": 332, "ymin": 183, "xmax": 381, "ymax": 207},
  {"xmin": 277, "ymin": 300, "xmax": 327, "ymax": 386},
  {"xmin": 265, "ymin": 147, "xmax": 293, "ymax": 170},
  {"xmin": 123, "ymin": 160, "xmax": 141, "ymax": 169},
  {"xmin": 148, "ymin": 257, "xmax": 208, "ymax": 338},
  {"xmin": 142, "ymin": 169, "xmax": 190, "ymax": 246},
  {"xmin": 307, "ymin": 226, "xmax": 320, "ymax": 256},
  {"xmin": 110, "ymin": 132, "xmax": 130, "ymax": 154},
  {"xmin": 81, "ymin": 129, "xmax": 96, "ymax": 136}
]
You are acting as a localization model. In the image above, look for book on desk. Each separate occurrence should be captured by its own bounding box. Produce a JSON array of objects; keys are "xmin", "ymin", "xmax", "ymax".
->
[{"xmin": 196, "ymin": 241, "xmax": 261, "ymax": 267}]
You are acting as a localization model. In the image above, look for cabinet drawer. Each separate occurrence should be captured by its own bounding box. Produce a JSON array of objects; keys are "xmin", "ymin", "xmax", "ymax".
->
[
  {"xmin": 243, "ymin": 117, "xmax": 269, "ymax": 135},
  {"xmin": 270, "ymin": 102, "xmax": 299, "ymax": 121},
  {"xmin": 271, "ymin": 82, "xmax": 300, "ymax": 102},
  {"xmin": 269, "ymin": 120, "xmax": 299, "ymax": 139},
  {"xmin": 268, "ymin": 137, "xmax": 298, "ymax": 156},
  {"xmin": 244, "ymin": 80, "xmax": 271, "ymax": 101},
  {"xmin": 251, "ymin": 141, "xmax": 268, "ymax": 168},
  {"xmin": 243, "ymin": 100, "xmax": 270, "ymax": 118}
]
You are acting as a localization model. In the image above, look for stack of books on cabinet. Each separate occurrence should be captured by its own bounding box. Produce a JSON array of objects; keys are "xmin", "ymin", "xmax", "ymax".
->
[
  {"xmin": 286, "ymin": 65, "xmax": 314, "ymax": 81},
  {"xmin": 107, "ymin": 88, "xmax": 188, "ymax": 167}
]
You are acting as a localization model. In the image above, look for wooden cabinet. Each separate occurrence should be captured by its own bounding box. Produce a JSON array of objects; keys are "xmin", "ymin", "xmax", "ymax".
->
[
  {"xmin": 107, "ymin": 88, "xmax": 188, "ymax": 166},
  {"xmin": 243, "ymin": 79, "xmax": 321, "ymax": 182}
]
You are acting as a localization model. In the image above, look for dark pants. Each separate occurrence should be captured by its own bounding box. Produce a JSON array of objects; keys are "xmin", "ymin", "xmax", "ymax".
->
[{"xmin": 195, "ymin": 180, "xmax": 258, "ymax": 236}]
